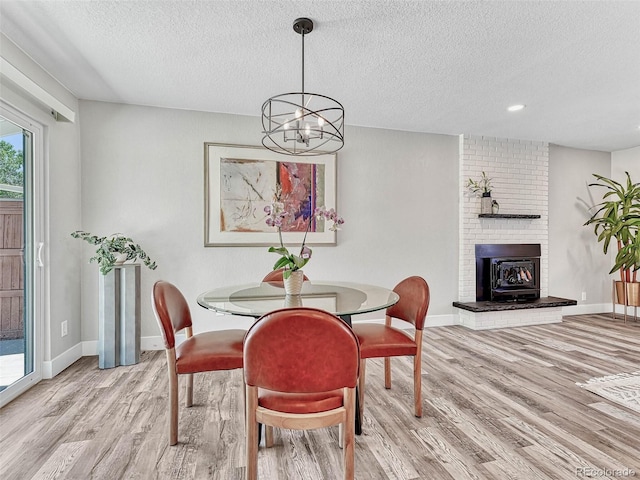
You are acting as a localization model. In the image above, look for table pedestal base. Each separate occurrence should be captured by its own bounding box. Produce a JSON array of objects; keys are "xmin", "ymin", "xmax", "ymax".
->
[{"xmin": 339, "ymin": 314, "xmax": 362, "ymax": 436}]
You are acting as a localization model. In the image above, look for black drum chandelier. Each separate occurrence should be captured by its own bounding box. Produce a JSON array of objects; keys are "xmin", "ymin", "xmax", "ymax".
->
[{"xmin": 261, "ymin": 17, "xmax": 345, "ymax": 156}]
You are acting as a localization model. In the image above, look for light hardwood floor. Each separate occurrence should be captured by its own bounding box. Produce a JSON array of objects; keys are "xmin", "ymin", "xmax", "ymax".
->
[{"xmin": 1, "ymin": 314, "xmax": 639, "ymax": 479}]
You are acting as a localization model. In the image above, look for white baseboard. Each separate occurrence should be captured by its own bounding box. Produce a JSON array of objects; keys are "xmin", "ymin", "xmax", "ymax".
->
[
  {"xmin": 612, "ymin": 303, "xmax": 640, "ymax": 315},
  {"xmin": 141, "ymin": 336, "xmax": 173, "ymax": 351},
  {"xmin": 50, "ymin": 304, "xmax": 609, "ymax": 380},
  {"xmin": 43, "ymin": 343, "xmax": 82, "ymax": 379},
  {"xmin": 350, "ymin": 313, "xmax": 457, "ymax": 329},
  {"xmin": 426, "ymin": 314, "xmax": 458, "ymax": 327},
  {"xmin": 566, "ymin": 302, "xmax": 640, "ymax": 316},
  {"xmin": 82, "ymin": 340, "xmax": 97, "ymax": 356},
  {"xmin": 81, "ymin": 334, "xmax": 185, "ymax": 356},
  {"xmin": 562, "ymin": 303, "xmax": 611, "ymax": 315}
]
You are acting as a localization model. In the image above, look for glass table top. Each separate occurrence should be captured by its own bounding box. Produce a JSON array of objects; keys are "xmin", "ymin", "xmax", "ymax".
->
[{"xmin": 197, "ymin": 281, "xmax": 399, "ymax": 318}]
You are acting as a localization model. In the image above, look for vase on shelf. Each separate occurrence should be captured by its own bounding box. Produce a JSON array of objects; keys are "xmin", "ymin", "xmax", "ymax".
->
[
  {"xmin": 491, "ymin": 200, "xmax": 500, "ymax": 214},
  {"xmin": 283, "ymin": 270, "xmax": 305, "ymax": 295},
  {"xmin": 481, "ymin": 192, "xmax": 492, "ymax": 214}
]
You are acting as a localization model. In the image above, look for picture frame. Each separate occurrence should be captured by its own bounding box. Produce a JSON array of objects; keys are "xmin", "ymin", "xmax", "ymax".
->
[{"xmin": 204, "ymin": 143, "xmax": 337, "ymax": 246}]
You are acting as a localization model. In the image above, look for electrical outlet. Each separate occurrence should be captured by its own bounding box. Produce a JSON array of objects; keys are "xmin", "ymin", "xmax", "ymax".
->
[
  {"xmin": 61, "ymin": 320, "xmax": 68, "ymax": 337},
  {"xmin": 581, "ymin": 291, "xmax": 587, "ymax": 301}
]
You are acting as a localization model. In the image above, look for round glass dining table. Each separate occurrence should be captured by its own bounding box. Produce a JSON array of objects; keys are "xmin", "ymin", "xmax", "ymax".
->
[
  {"xmin": 197, "ymin": 280, "xmax": 398, "ymax": 436},
  {"xmin": 196, "ymin": 280, "xmax": 399, "ymax": 325}
]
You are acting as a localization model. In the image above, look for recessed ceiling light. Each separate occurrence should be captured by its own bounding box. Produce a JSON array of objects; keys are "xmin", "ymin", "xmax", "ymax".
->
[{"xmin": 507, "ymin": 104, "xmax": 526, "ymax": 112}]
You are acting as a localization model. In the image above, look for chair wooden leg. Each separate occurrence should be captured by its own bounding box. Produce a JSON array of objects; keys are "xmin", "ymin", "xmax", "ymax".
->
[
  {"xmin": 413, "ymin": 354, "xmax": 422, "ymax": 418},
  {"xmin": 185, "ymin": 373, "xmax": 194, "ymax": 407},
  {"xmin": 246, "ymin": 385, "xmax": 259, "ymax": 480},
  {"xmin": 358, "ymin": 359, "xmax": 366, "ymax": 427},
  {"xmin": 166, "ymin": 351, "xmax": 179, "ymax": 446},
  {"xmin": 339, "ymin": 423, "xmax": 344, "ymax": 449},
  {"xmin": 343, "ymin": 387, "xmax": 355, "ymax": 480},
  {"xmin": 265, "ymin": 426, "xmax": 274, "ymax": 447},
  {"xmin": 384, "ymin": 357, "xmax": 391, "ymax": 389},
  {"xmin": 414, "ymin": 330, "xmax": 423, "ymax": 418}
]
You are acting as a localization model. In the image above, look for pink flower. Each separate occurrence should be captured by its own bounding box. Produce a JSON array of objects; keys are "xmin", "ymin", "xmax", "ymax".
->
[{"xmin": 266, "ymin": 197, "xmax": 344, "ymax": 275}]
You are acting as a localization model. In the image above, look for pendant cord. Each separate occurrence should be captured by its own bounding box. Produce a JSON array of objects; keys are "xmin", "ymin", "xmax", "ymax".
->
[{"xmin": 301, "ymin": 31, "xmax": 305, "ymax": 112}]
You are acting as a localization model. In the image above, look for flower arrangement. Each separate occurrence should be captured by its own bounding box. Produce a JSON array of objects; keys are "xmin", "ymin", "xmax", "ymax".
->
[
  {"xmin": 264, "ymin": 198, "xmax": 344, "ymax": 280},
  {"xmin": 465, "ymin": 171, "xmax": 493, "ymax": 196},
  {"xmin": 71, "ymin": 231, "xmax": 157, "ymax": 275}
]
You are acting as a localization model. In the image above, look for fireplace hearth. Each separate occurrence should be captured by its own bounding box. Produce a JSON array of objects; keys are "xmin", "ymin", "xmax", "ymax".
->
[{"xmin": 475, "ymin": 244, "xmax": 541, "ymax": 302}]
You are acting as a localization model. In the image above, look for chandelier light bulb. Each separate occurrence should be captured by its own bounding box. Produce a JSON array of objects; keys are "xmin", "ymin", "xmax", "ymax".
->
[
  {"xmin": 317, "ymin": 116, "xmax": 325, "ymax": 127},
  {"xmin": 295, "ymin": 108, "xmax": 302, "ymax": 119}
]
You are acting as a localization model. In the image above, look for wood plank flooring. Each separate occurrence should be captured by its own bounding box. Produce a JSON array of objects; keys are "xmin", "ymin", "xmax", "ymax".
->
[{"xmin": 1, "ymin": 313, "xmax": 639, "ymax": 479}]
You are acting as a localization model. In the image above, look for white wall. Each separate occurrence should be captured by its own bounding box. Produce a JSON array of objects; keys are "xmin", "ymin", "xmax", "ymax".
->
[
  {"xmin": 611, "ymin": 146, "xmax": 640, "ymax": 181},
  {"xmin": 548, "ymin": 145, "xmax": 611, "ymax": 307},
  {"xmin": 78, "ymin": 101, "xmax": 460, "ymax": 341}
]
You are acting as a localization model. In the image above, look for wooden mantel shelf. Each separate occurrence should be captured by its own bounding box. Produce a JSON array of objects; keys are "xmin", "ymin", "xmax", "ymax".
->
[{"xmin": 478, "ymin": 213, "xmax": 541, "ymax": 219}]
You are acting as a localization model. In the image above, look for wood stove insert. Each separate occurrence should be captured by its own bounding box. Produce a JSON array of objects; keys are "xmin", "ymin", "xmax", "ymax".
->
[{"xmin": 476, "ymin": 243, "xmax": 541, "ymax": 302}]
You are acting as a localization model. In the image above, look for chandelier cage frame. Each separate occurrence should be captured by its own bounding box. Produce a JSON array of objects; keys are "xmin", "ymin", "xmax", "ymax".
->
[{"xmin": 261, "ymin": 17, "xmax": 345, "ymax": 156}]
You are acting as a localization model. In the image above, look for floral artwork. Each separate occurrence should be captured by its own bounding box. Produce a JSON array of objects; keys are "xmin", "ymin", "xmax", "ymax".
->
[
  {"xmin": 205, "ymin": 143, "xmax": 337, "ymax": 246},
  {"xmin": 219, "ymin": 159, "xmax": 324, "ymax": 233},
  {"xmin": 274, "ymin": 162, "xmax": 321, "ymax": 233}
]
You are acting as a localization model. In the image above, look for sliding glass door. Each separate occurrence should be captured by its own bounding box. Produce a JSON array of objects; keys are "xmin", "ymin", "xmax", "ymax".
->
[{"xmin": 0, "ymin": 108, "xmax": 43, "ymax": 406}]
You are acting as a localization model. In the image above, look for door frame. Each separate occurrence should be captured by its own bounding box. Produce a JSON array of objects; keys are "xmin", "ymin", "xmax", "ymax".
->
[{"xmin": 0, "ymin": 102, "xmax": 47, "ymax": 407}]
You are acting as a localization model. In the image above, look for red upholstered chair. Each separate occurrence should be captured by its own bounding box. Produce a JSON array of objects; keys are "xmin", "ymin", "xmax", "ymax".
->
[
  {"xmin": 352, "ymin": 276, "xmax": 430, "ymax": 421},
  {"xmin": 151, "ymin": 280, "xmax": 245, "ymax": 446},
  {"xmin": 244, "ymin": 307, "xmax": 360, "ymax": 480},
  {"xmin": 262, "ymin": 268, "xmax": 309, "ymax": 283}
]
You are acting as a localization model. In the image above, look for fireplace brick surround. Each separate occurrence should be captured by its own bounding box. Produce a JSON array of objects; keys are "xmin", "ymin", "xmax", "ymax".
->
[{"xmin": 455, "ymin": 134, "xmax": 574, "ymax": 329}]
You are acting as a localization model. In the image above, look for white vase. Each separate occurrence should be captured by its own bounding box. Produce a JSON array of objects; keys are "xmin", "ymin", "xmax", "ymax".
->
[
  {"xmin": 481, "ymin": 193, "xmax": 492, "ymax": 214},
  {"xmin": 283, "ymin": 270, "xmax": 305, "ymax": 295},
  {"xmin": 284, "ymin": 295, "xmax": 303, "ymax": 308},
  {"xmin": 113, "ymin": 252, "xmax": 128, "ymax": 265}
]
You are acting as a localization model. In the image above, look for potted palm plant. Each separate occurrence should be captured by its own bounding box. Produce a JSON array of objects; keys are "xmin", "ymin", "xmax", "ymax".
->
[{"xmin": 584, "ymin": 171, "xmax": 640, "ymax": 307}]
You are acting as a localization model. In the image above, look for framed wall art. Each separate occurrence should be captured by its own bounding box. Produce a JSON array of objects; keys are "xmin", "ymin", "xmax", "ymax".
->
[{"xmin": 204, "ymin": 143, "xmax": 337, "ymax": 246}]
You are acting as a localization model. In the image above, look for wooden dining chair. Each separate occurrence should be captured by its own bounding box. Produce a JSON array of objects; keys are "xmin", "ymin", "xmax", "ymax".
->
[
  {"xmin": 244, "ymin": 307, "xmax": 360, "ymax": 480},
  {"xmin": 151, "ymin": 280, "xmax": 245, "ymax": 446},
  {"xmin": 352, "ymin": 276, "xmax": 430, "ymax": 422}
]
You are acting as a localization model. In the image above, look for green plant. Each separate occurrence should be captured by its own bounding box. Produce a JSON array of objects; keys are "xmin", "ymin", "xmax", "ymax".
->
[
  {"xmin": 583, "ymin": 171, "xmax": 640, "ymax": 282},
  {"xmin": 71, "ymin": 231, "xmax": 157, "ymax": 275},
  {"xmin": 465, "ymin": 171, "xmax": 492, "ymax": 195}
]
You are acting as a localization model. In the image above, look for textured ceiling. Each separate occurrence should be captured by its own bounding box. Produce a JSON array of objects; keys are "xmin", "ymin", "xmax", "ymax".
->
[{"xmin": 1, "ymin": 0, "xmax": 639, "ymax": 152}]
